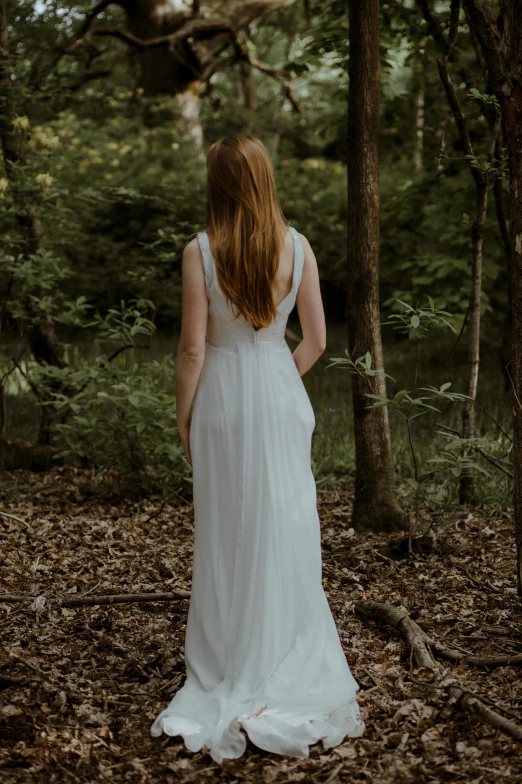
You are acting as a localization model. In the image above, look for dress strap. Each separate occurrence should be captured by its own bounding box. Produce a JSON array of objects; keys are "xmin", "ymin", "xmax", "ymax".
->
[
  {"xmin": 288, "ymin": 227, "xmax": 305, "ymax": 290},
  {"xmin": 196, "ymin": 231, "xmax": 215, "ymax": 296}
]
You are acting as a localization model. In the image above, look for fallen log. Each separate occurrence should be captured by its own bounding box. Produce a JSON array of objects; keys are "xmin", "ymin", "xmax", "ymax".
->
[
  {"xmin": 354, "ymin": 599, "xmax": 522, "ymax": 742},
  {"xmin": 354, "ymin": 599, "xmax": 522, "ymax": 670},
  {"xmin": 0, "ymin": 591, "xmax": 190, "ymax": 607},
  {"xmin": 63, "ymin": 591, "xmax": 190, "ymax": 607},
  {"xmin": 354, "ymin": 598, "xmax": 435, "ymax": 669}
]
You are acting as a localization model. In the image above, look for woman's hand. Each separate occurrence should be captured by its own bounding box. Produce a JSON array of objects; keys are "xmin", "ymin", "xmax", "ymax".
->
[{"xmin": 178, "ymin": 422, "xmax": 192, "ymax": 467}]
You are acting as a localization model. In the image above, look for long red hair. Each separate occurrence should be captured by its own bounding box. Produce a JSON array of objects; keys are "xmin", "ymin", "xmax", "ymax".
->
[{"xmin": 206, "ymin": 136, "xmax": 288, "ymax": 330}]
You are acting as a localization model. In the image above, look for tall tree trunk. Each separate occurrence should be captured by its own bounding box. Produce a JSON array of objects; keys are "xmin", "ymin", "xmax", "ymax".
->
[
  {"xmin": 346, "ymin": 0, "xmax": 405, "ymax": 532},
  {"xmin": 497, "ymin": 0, "xmax": 522, "ymax": 595},
  {"xmin": 0, "ymin": 0, "xmax": 65, "ymax": 370}
]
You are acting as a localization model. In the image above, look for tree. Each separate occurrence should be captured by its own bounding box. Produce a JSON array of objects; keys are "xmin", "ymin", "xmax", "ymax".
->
[
  {"xmin": 346, "ymin": 0, "xmax": 405, "ymax": 532},
  {"xmin": 0, "ymin": 0, "xmax": 65, "ymax": 369},
  {"xmin": 495, "ymin": 0, "xmax": 522, "ymax": 595},
  {"xmin": 63, "ymin": 0, "xmax": 300, "ymax": 143},
  {"xmin": 418, "ymin": 0, "xmax": 501, "ymax": 504},
  {"xmin": 456, "ymin": 0, "xmax": 522, "ymax": 591}
]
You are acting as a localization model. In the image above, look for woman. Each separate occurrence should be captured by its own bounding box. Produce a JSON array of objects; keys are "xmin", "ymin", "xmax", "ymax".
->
[{"xmin": 151, "ymin": 136, "xmax": 364, "ymax": 762}]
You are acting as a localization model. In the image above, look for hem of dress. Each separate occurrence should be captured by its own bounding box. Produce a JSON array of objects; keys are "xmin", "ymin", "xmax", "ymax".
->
[{"xmin": 150, "ymin": 696, "xmax": 365, "ymax": 764}]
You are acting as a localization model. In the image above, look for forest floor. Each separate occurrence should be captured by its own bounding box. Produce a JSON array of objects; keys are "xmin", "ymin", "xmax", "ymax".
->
[{"xmin": 1, "ymin": 467, "xmax": 522, "ymax": 784}]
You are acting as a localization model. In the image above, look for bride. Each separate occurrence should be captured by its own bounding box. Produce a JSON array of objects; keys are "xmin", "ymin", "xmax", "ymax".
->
[{"xmin": 151, "ymin": 136, "xmax": 364, "ymax": 762}]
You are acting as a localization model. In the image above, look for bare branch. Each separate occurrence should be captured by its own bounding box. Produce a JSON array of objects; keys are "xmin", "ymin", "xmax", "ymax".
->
[
  {"xmin": 354, "ymin": 599, "xmax": 436, "ymax": 669},
  {"xmin": 355, "ymin": 600, "xmax": 522, "ymax": 741},
  {"xmin": 62, "ymin": 591, "xmax": 190, "ymax": 607},
  {"xmin": 249, "ymin": 57, "xmax": 300, "ymax": 111},
  {"xmin": 443, "ymin": 0, "xmax": 461, "ymax": 60},
  {"xmin": 69, "ymin": 50, "xmax": 135, "ymax": 91},
  {"xmin": 78, "ymin": 0, "xmax": 121, "ymax": 39},
  {"xmin": 0, "ymin": 591, "xmax": 190, "ymax": 607},
  {"xmin": 61, "ymin": 0, "xmax": 299, "ymax": 91}
]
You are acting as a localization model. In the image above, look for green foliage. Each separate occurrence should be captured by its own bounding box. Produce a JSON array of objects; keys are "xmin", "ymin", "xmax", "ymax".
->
[
  {"xmin": 48, "ymin": 354, "xmax": 190, "ymax": 499},
  {"xmin": 383, "ymin": 298, "xmax": 457, "ymax": 338},
  {"xmin": 0, "ymin": 0, "xmax": 514, "ymax": 510},
  {"xmin": 328, "ymin": 301, "xmax": 510, "ymax": 531}
]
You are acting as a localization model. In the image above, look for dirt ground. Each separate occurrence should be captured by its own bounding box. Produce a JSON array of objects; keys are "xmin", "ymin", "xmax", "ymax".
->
[{"xmin": 1, "ymin": 467, "xmax": 522, "ymax": 783}]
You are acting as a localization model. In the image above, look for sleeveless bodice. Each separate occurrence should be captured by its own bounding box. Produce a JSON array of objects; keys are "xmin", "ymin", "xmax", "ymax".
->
[{"xmin": 196, "ymin": 228, "xmax": 304, "ymax": 348}]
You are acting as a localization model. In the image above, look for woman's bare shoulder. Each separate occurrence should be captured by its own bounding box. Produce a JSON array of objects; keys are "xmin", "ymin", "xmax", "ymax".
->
[
  {"xmin": 297, "ymin": 233, "xmax": 317, "ymax": 265},
  {"xmin": 183, "ymin": 236, "xmax": 201, "ymax": 258}
]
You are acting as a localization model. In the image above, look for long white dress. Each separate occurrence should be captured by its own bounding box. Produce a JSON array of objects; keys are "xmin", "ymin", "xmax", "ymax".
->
[{"xmin": 151, "ymin": 227, "xmax": 364, "ymax": 762}]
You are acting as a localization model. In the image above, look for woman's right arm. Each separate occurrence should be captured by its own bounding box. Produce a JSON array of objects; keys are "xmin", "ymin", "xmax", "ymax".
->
[
  {"xmin": 175, "ymin": 239, "xmax": 208, "ymax": 464},
  {"xmin": 293, "ymin": 234, "xmax": 326, "ymax": 376}
]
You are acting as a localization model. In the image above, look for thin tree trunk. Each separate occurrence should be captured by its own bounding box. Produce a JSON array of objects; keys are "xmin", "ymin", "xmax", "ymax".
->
[
  {"xmin": 272, "ymin": 35, "xmax": 293, "ymax": 161},
  {"xmin": 460, "ymin": 180, "xmax": 488, "ymax": 503},
  {"xmin": 413, "ymin": 83, "xmax": 425, "ymax": 172},
  {"xmin": 240, "ymin": 59, "xmax": 255, "ymax": 132},
  {"xmin": 497, "ymin": 0, "xmax": 522, "ymax": 595},
  {"xmin": 346, "ymin": 0, "xmax": 405, "ymax": 532},
  {"xmin": 493, "ymin": 138, "xmax": 513, "ymax": 385},
  {"xmin": 431, "ymin": 0, "xmax": 498, "ymax": 504}
]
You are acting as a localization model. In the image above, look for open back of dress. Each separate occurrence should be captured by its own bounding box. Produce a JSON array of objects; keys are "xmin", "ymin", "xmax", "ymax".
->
[{"xmin": 151, "ymin": 227, "xmax": 364, "ymax": 762}]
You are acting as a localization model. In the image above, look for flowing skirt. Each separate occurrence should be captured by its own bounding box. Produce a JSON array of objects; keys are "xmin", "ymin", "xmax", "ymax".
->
[{"xmin": 150, "ymin": 341, "xmax": 364, "ymax": 762}]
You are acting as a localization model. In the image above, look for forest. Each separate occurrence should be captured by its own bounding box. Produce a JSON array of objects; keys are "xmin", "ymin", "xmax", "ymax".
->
[{"xmin": 1, "ymin": 0, "xmax": 522, "ymax": 781}]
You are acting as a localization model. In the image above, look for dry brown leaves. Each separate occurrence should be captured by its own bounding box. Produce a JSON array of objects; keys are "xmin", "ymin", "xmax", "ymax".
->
[{"xmin": 1, "ymin": 467, "xmax": 522, "ymax": 783}]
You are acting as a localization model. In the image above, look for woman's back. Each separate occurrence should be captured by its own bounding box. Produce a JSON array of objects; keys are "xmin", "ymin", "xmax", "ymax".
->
[{"xmin": 198, "ymin": 226, "xmax": 304, "ymax": 348}]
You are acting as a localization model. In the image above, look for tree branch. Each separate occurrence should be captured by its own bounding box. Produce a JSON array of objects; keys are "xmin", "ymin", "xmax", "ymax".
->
[
  {"xmin": 0, "ymin": 591, "xmax": 190, "ymax": 607},
  {"xmin": 69, "ymin": 50, "xmax": 136, "ymax": 91},
  {"xmin": 355, "ymin": 600, "xmax": 522, "ymax": 741},
  {"xmin": 443, "ymin": 0, "xmax": 462, "ymax": 60},
  {"xmin": 78, "ymin": 0, "xmax": 121, "ymax": 39},
  {"xmin": 249, "ymin": 57, "xmax": 301, "ymax": 112},
  {"xmin": 429, "ymin": 0, "xmax": 485, "ymax": 186},
  {"xmin": 463, "ymin": 0, "xmax": 503, "ymax": 85},
  {"xmin": 355, "ymin": 599, "xmax": 436, "ymax": 669},
  {"xmin": 436, "ymin": 421, "xmax": 513, "ymax": 478},
  {"xmin": 61, "ymin": 0, "xmax": 299, "ymax": 91},
  {"xmin": 355, "ymin": 600, "xmax": 522, "ymax": 670}
]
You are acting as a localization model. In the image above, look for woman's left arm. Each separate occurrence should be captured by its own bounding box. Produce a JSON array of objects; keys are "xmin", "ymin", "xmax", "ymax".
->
[{"xmin": 175, "ymin": 238, "xmax": 208, "ymax": 465}]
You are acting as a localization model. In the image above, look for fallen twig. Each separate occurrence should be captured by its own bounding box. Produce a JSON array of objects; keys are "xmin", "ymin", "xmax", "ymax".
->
[
  {"xmin": 446, "ymin": 682, "xmax": 522, "ymax": 741},
  {"xmin": 354, "ymin": 599, "xmax": 522, "ymax": 741},
  {"xmin": 62, "ymin": 590, "xmax": 190, "ymax": 607},
  {"xmin": 0, "ymin": 590, "xmax": 190, "ymax": 607},
  {"xmin": 0, "ymin": 510, "xmax": 29, "ymax": 525},
  {"xmin": 355, "ymin": 599, "xmax": 522, "ymax": 669}
]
